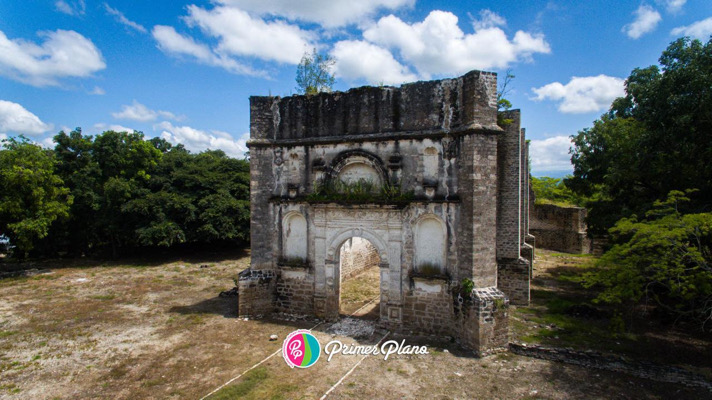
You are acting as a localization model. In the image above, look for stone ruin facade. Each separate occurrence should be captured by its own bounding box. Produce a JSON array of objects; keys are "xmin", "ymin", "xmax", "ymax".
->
[{"xmin": 239, "ymin": 70, "xmax": 534, "ymax": 355}]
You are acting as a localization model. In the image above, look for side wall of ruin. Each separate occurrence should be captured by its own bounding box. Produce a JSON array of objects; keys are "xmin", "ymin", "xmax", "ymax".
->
[{"xmin": 530, "ymin": 203, "xmax": 591, "ymax": 254}]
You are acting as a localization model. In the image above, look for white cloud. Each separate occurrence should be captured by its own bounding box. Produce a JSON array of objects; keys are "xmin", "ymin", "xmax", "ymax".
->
[
  {"xmin": 156, "ymin": 121, "xmax": 248, "ymax": 158},
  {"xmin": 671, "ymin": 17, "xmax": 712, "ymax": 40},
  {"xmin": 38, "ymin": 136, "xmax": 56, "ymax": 149},
  {"xmin": 660, "ymin": 0, "xmax": 686, "ymax": 13},
  {"xmin": 531, "ymin": 75, "xmax": 625, "ymax": 114},
  {"xmin": 104, "ymin": 3, "xmax": 147, "ymax": 34},
  {"xmin": 89, "ymin": 86, "xmax": 106, "ymax": 95},
  {"xmin": 215, "ymin": 0, "xmax": 414, "ymax": 28},
  {"xmin": 55, "ymin": 0, "xmax": 85, "ymax": 16},
  {"xmin": 0, "ymin": 29, "xmax": 105, "ymax": 87},
  {"xmin": 622, "ymin": 5, "xmax": 662, "ymax": 39},
  {"xmin": 331, "ymin": 40, "xmax": 417, "ymax": 85},
  {"xmin": 184, "ymin": 5, "xmax": 314, "ymax": 64},
  {"xmin": 0, "ymin": 100, "xmax": 53, "ymax": 136},
  {"xmin": 112, "ymin": 100, "xmax": 181, "ymax": 122},
  {"xmin": 92, "ymin": 123, "xmax": 137, "ymax": 133},
  {"xmin": 472, "ymin": 9, "xmax": 507, "ymax": 30},
  {"xmin": 152, "ymin": 25, "xmax": 263, "ymax": 77},
  {"xmin": 529, "ymin": 135, "xmax": 573, "ymax": 172},
  {"xmin": 362, "ymin": 10, "xmax": 550, "ymax": 78}
]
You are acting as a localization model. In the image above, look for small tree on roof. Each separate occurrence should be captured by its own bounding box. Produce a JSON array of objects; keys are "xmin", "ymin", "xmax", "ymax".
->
[{"xmin": 295, "ymin": 48, "xmax": 336, "ymax": 95}]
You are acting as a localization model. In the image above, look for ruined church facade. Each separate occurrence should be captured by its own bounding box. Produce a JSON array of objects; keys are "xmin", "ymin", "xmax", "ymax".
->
[{"xmin": 239, "ymin": 70, "xmax": 534, "ymax": 355}]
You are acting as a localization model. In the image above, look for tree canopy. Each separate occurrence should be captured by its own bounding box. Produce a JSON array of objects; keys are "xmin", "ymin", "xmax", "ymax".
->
[
  {"xmin": 568, "ymin": 37, "xmax": 712, "ymax": 330},
  {"xmin": 568, "ymin": 37, "xmax": 712, "ymax": 233},
  {"xmin": 0, "ymin": 129, "xmax": 250, "ymax": 258}
]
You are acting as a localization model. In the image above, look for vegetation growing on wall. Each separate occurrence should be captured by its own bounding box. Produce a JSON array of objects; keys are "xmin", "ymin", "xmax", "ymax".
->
[{"xmin": 306, "ymin": 179, "xmax": 415, "ymax": 204}]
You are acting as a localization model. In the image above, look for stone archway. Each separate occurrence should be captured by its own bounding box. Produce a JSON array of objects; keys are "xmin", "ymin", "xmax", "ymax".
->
[{"xmin": 323, "ymin": 227, "xmax": 391, "ymax": 321}]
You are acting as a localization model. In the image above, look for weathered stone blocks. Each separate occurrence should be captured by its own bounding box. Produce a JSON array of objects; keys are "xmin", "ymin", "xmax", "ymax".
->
[{"xmin": 242, "ymin": 69, "xmax": 534, "ymax": 355}]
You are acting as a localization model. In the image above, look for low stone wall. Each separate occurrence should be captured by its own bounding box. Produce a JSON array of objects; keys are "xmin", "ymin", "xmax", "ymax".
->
[
  {"xmin": 530, "ymin": 203, "xmax": 591, "ymax": 254},
  {"xmin": 275, "ymin": 268, "xmax": 315, "ymax": 316},
  {"xmin": 237, "ymin": 269, "xmax": 277, "ymax": 317},
  {"xmin": 497, "ymin": 257, "xmax": 530, "ymax": 305},
  {"xmin": 401, "ymin": 278, "xmax": 455, "ymax": 336},
  {"xmin": 510, "ymin": 343, "xmax": 712, "ymax": 390},
  {"xmin": 458, "ymin": 287, "xmax": 509, "ymax": 356},
  {"xmin": 340, "ymin": 237, "xmax": 380, "ymax": 280}
]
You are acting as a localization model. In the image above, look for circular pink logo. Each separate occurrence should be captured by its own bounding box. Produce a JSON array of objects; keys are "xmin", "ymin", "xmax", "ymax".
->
[{"xmin": 282, "ymin": 329, "xmax": 321, "ymax": 368}]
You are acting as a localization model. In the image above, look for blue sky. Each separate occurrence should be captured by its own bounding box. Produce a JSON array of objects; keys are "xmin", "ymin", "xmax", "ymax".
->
[{"xmin": 1, "ymin": 1, "xmax": 711, "ymax": 176}]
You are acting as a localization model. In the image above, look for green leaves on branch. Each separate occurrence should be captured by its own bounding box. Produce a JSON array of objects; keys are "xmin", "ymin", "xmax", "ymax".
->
[
  {"xmin": 0, "ymin": 137, "xmax": 72, "ymax": 257},
  {"xmin": 0, "ymin": 129, "xmax": 250, "ymax": 258},
  {"xmin": 581, "ymin": 190, "xmax": 712, "ymax": 330},
  {"xmin": 295, "ymin": 48, "xmax": 335, "ymax": 95}
]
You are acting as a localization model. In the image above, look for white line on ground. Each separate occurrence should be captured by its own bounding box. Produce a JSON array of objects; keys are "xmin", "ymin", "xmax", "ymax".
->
[
  {"xmin": 348, "ymin": 296, "xmax": 379, "ymax": 316},
  {"xmin": 201, "ymin": 296, "xmax": 380, "ymax": 399},
  {"xmin": 199, "ymin": 320, "xmax": 323, "ymax": 400},
  {"xmin": 319, "ymin": 330, "xmax": 391, "ymax": 400}
]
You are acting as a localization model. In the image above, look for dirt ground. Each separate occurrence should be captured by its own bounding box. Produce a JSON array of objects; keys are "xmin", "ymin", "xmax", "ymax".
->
[{"xmin": 0, "ymin": 250, "xmax": 710, "ymax": 399}]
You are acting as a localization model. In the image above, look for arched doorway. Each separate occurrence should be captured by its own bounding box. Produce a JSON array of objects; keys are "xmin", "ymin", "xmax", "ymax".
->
[{"xmin": 337, "ymin": 237, "xmax": 381, "ymax": 319}]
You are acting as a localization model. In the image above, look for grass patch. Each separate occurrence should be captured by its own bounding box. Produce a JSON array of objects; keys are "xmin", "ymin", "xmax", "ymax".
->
[
  {"xmin": 90, "ymin": 294, "xmax": 116, "ymax": 301},
  {"xmin": 0, "ymin": 330, "xmax": 18, "ymax": 338},
  {"xmin": 206, "ymin": 366, "xmax": 269, "ymax": 400}
]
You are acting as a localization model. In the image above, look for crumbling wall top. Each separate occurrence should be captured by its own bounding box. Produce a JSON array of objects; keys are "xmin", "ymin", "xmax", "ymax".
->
[{"xmin": 249, "ymin": 70, "xmax": 500, "ymax": 144}]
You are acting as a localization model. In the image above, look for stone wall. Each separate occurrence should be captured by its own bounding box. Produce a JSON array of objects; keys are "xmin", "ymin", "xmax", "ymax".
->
[
  {"xmin": 339, "ymin": 237, "xmax": 380, "ymax": 280},
  {"xmin": 275, "ymin": 268, "xmax": 315, "ymax": 316},
  {"xmin": 510, "ymin": 343, "xmax": 712, "ymax": 390},
  {"xmin": 530, "ymin": 203, "xmax": 591, "ymax": 254},
  {"xmin": 401, "ymin": 278, "xmax": 455, "ymax": 335},
  {"xmin": 243, "ymin": 69, "xmax": 533, "ymax": 355},
  {"xmin": 496, "ymin": 111, "xmax": 531, "ymax": 305}
]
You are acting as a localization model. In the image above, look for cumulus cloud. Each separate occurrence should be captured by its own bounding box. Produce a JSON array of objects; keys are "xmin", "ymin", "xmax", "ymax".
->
[
  {"xmin": 529, "ymin": 135, "xmax": 574, "ymax": 172},
  {"xmin": 0, "ymin": 100, "xmax": 53, "ymax": 136},
  {"xmin": 152, "ymin": 25, "xmax": 263, "ymax": 77},
  {"xmin": 55, "ymin": 0, "xmax": 85, "ymax": 16},
  {"xmin": 0, "ymin": 29, "xmax": 105, "ymax": 87},
  {"xmin": 531, "ymin": 75, "xmax": 625, "ymax": 114},
  {"xmin": 156, "ymin": 121, "xmax": 248, "ymax": 158},
  {"xmin": 331, "ymin": 40, "xmax": 417, "ymax": 85},
  {"xmin": 215, "ymin": 0, "xmax": 414, "ymax": 28},
  {"xmin": 92, "ymin": 123, "xmax": 137, "ymax": 133},
  {"xmin": 661, "ymin": 0, "xmax": 686, "ymax": 13},
  {"xmin": 361, "ymin": 10, "xmax": 550, "ymax": 78},
  {"xmin": 671, "ymin": 17, "xmax": 712, "ymax": 40},
  {"xmin": 184, "ymin": 5, "xmax": 314, "ymax": 64},
  {"xmin": 104, "ymin": 3, "xmax": 147, "ymax": 34},
  {"xmin": 112, "ymin": 101, "xmax": 181, "ymax": 122},
  {"xmin": 622, "ymin": 4, "xmax": 662, "ymax": 39}
]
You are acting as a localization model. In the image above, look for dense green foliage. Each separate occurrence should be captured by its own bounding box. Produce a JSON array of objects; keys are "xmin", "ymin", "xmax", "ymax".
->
[
  {"xmin": 1, "ymin": 129, "xmax": 249, "ymax": 258},
  {"xmin": 582, "ymin": 191, "xmax": 712, "ymax": 330},
  {"xmin": 531, "ymin": 176, "xmax": 588, "ymax": 207},
  {"xmin": 569, "ymin": 37, "xmax": 712, "ymax": 330},
  {"xmin": 0, "ymin": 137, "xmax": 72, "ymax": 257},
  {"xmin": 568, "ymin": 37, "xmax": 712, "ymax": 233},
  {"xmin": 295, "ymin": 48, "xmax": 335, "ymax": 95}
]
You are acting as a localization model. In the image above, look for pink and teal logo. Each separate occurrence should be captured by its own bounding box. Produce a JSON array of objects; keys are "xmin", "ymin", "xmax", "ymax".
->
[{"xmin": 282, "ymin": 329, "xmax": 321, "ymax": 368}]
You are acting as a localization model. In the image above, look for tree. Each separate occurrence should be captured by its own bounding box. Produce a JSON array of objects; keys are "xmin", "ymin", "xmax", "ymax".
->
[
  {"xmin": 0, "ymin": 136, "xmax": 72, "ymax": 257},
  {"xmin": 496, "ymin": 69, "xmax": 515, "ymax": 127},
  {"xmin": 568, "ymin": 37, "xmax": 712, "ymax": 233},
  {"xmin": 295, "ymin": 48, "xmax": 335, "ymax": 95},
  {"xmin": 582, "ymin": 190, "xmax": 712, "ymax": 330}
]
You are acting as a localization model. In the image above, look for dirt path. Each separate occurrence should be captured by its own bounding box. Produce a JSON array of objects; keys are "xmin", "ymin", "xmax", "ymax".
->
[{"xmin": 1, "ymin": 252, "xmax": 709, "ymax": 399}]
